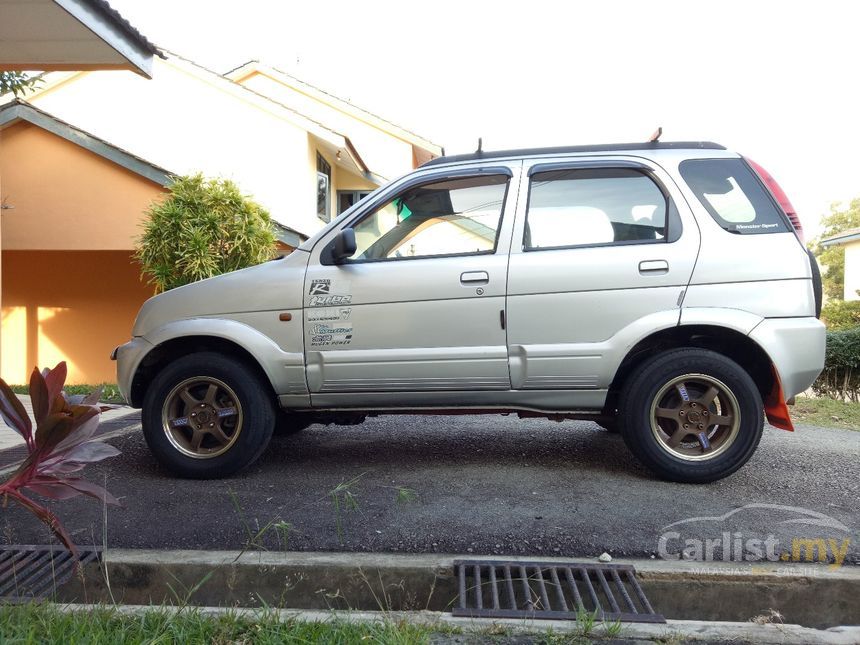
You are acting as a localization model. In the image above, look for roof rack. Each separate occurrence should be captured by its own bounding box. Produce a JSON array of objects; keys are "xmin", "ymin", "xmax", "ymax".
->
[{"xmin": 422, "ymin": 141, "xmax": 725, "ymax": 167}]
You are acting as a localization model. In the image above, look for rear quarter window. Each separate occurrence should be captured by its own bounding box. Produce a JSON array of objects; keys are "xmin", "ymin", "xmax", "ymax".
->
[{"xmin": 679, "ymin": 158, "xmax": 790, "ymax": 235}]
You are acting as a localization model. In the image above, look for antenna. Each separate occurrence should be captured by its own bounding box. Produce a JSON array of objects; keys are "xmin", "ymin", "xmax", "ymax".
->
[
  {"xmin": 649, "ymin": 126, "xmax": 663, "ymax": 143},
  {"xmin": 476, "ymin": 137, "xmax": 483, "ymax": 153}
]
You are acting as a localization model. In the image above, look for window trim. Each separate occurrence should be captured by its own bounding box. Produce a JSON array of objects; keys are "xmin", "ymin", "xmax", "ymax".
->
[
  {"xmin": 522, "ymin": 164, "xmax": 681, "ymax": 253},
  {"xmin": 321, "ymin": 171, "xmax": 512, "ymax": 266},
  {"xmin": 336, "ymin": 189, "xmax": 373, "ymax": 216},
  {"xmin": 316, "ymin": 152, "xmax": 332, "ymax": 223}
]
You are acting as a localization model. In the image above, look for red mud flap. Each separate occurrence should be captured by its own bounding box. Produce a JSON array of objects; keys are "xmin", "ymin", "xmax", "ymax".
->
[{"xmin": 764, "ymin": 366, "xmax": 794, "ymax": 431}]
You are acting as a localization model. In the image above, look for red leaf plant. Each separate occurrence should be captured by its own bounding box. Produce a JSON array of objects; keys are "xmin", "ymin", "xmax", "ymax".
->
[{"xmin": 0, "ymin": 362, "xmax": 120, "ymax": 555}]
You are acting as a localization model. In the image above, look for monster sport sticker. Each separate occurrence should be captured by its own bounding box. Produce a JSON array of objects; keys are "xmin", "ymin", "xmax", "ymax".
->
[{"xmin": 310, "ymin": 322, "xmax": 353, "ymax": 347}]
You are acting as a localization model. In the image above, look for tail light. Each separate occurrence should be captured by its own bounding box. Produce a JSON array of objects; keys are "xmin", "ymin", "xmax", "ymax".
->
[{"xmin": 744, "ymin": 157, "xmax": 804, "ymax": 243}]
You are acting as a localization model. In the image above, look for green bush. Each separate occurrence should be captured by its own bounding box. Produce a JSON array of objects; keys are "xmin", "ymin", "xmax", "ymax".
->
[
  {"xmin": 813, "ymin": 326, "xmax": 860, "ymax": 401},
  {"xmin": 820, "ymin": 299, "xmax": 860, "ymax": 330},
  {"xmin": 136, "ymin": 174, "xmax": 276, "ymax": 292}
]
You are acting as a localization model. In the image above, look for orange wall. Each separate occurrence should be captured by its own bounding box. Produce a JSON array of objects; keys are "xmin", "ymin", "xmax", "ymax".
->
[
  {"xmin": 2, "ymin": 250, "xmax": 153, "ymax": 384},
  {"xmin": 0, "ymin": 121, "xmax": 165, "ymax": 250}
]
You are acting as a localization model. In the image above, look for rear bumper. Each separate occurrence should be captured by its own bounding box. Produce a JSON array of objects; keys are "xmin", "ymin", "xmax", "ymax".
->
[{"xmin": 749, "ymin": 317, "xmax": 826, "ymax": 399}]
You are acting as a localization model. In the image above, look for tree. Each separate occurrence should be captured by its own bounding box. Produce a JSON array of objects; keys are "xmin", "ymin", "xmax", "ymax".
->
[
  {"xmin": 812, "ymin": 198, "xmax": 860, "ymax": 300},
  {"xmin": 136, "ymin": 174, "xmax": 277, "ymax": 292},
  {"xmin": 0, "ymin": 71, "xmax": 41, "ymax": 97}
]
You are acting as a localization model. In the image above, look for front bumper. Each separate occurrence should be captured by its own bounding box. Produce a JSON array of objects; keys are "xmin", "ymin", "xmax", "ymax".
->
[
  {"xmin": 113, "ymin": 336, "xmax": 154, "ymax": 405},
  {"xmin": 749, "ymin": 317, "xmax": 826, "ymax": 399}
]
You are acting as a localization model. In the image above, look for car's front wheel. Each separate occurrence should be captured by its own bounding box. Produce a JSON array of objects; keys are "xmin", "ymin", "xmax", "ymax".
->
[
  {"xmin": 618, "ymin": 348, "xmax": 764, "ymax": 483},
  {"xmin": 142, "ymin": 352, "xmax": 275, "ymax": 479}
]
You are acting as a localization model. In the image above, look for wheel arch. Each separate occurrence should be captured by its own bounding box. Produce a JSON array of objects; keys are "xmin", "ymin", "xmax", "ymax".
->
[
  {"xmin": 604, "ymin": 324, "xmax": 775, "ymax": 416},
  {"xmin": 127, "ymin": 318, "xmax": 305, "ymax": 408},
  {"xmin": 130, "ymin": 335, "xmax": 278, "ymax": 408}
]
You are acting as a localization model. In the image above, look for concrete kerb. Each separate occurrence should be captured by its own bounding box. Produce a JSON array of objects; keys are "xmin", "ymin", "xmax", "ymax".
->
[
  {"xmin": 57, "ymin": 550, "xmax": 860, "ymax": 631},
  {"xmin": 52, "ymin": 603, "xmax": 860, "ymax": 645}
]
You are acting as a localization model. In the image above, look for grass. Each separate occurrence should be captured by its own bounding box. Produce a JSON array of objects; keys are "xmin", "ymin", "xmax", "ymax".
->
[
  {"xmin": 792, "ymin": 395, "xmax": 860, "ymax": 430},
  {"xmin": 0, "ymin": 603, "xmax": 435, "ymax": 644},
  {"xmin": 329, "ymin": 474, "xmax": 364, "ymax": 544},
  {"xmin": 0, "ymin": 602, "xmax": 631, "ymax": 644},
  {"xmin": 8, "ymin": 383, "xmax": 125, "ymax": 405}
]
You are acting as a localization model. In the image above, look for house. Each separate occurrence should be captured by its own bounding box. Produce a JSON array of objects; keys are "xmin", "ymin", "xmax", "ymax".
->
[
  {"xmin": 821, "ymin": 227, "xmax": 860, "ymax": 301},
  {"xmin": 19, "ymin": 54, "xmax": 442, "ymax": 236},
  {"xmin": 0, "ymin": 99, "xmax": 168, "ymax": 384},
  {"xmin": 0, "ymin": 0, "xmax": 162, "ymax": 383},
  {"xmin": 0, "ymin": 52, "xmax": 441, "ymax": 384}
]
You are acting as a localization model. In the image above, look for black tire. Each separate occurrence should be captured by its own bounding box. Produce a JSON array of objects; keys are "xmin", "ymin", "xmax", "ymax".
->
[
  {"xmin": 618, "ymin": 348, "xmax": 764, "ymax": 483},
  {"xmin": 142, "ymin": 352, "xmax": 276, "ymax": 479}
]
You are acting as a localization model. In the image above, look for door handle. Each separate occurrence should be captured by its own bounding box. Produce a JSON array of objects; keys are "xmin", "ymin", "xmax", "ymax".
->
[
  {"xmin": 460, "ymin": 271, "xmax": 489, "ymax": 284},
  {"xmin": 639, "ymin": 260, "xmax": 669, "ymax": 275}
]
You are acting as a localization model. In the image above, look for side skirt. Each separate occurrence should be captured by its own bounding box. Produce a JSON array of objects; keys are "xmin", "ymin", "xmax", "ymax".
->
[{"xmin": 279, "ymin": 389, "xmax": 608, "ymax": 417}]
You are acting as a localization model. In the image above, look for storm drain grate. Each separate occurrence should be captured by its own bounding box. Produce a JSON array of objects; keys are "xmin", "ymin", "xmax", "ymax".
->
[
  {"xmin": 0, "ymin": 545, "xmax": 101, "ymax": 601},
  {"xmin": 452, "ymin": 560, "xmax": 664, "ymax": 623}
]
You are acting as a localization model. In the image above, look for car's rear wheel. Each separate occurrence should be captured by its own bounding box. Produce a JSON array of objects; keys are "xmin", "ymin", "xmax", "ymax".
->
[
  {"xmin": 142, "ymin": 352, "xmax": 275, "ymax": 479},
  {"xmin": 618, "ymin": 348, "xmax": 764, "ymax": 483}
]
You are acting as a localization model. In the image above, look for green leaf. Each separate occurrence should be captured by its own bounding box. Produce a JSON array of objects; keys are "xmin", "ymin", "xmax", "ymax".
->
[{"xmin": 135, "ymin": 174, "xmax": 276, "ymax": 292}]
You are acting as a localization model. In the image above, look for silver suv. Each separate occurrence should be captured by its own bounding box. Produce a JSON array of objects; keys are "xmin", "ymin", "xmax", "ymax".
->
[{"xmin": 114, "ymin": 141, "xmax": 825, "ymax": 483}]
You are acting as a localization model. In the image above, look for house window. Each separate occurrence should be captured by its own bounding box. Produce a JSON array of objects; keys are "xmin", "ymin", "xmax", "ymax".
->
[
  {"xmin": 317, "ymin": 152, "xmax": 331, "ymax": 222},
  {"xmin": 337, "ymin": 190, "xmax": 372, "ymax": 215}
]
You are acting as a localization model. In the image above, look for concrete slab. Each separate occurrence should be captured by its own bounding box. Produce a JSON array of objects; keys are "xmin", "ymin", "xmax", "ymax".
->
[{"xmin": 57, "ymin": 550, "xmax": 860, "ymax": 630}]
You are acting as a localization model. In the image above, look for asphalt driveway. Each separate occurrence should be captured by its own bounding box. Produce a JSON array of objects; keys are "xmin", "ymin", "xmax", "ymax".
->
[{"xmin": 2, "ymin": 414, "xmax": 858, "ymax": 565}]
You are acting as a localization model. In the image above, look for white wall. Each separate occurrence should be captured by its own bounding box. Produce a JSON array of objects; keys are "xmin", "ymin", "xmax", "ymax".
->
[
  {"xmin": 843, "ymin": 242, "xmax": 860, "ymax": 301},
  {"xmin": 239, "ymin": 72, "xmax": 415, "ymax": 182}
]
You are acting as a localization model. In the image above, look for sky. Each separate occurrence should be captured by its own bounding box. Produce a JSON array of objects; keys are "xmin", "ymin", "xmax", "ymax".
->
[{"xmin": 109, "ymin": 0, "xmax": 860, "ymax": 237}]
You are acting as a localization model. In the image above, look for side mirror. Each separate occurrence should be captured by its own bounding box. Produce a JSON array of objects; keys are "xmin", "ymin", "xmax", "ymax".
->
[{"xmin": 328, "ymin": 228, "xmax": 357, "ymax": 265}]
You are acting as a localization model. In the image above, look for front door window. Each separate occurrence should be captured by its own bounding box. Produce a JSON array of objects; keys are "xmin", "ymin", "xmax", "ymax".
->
[{"xmin": 347, "ymin": 175, "xmax": 509, "ymax": 261}]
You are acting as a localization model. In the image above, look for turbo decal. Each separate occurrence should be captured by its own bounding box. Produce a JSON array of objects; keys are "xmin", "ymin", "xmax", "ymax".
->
[
  {"xmin": 310, "ymin": 294, "xmax": 352, "ymax": 306},
  {"xmin": 307, "ymin": 279, "xmax": 352, "ymax": 307}
]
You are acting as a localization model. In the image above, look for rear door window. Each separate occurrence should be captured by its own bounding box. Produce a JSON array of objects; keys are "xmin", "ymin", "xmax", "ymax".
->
[
  {"xmin": 524, "ymin": 168, "xmax": 669, "ymax": 250},
  {"xmin": 679, "ymin": 158, "xmax": 790, "ymax": 234}
]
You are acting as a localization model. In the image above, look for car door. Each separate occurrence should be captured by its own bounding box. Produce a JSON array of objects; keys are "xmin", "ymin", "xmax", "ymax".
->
[
  {"xmin": 304, "ymin": 164, "xmax": 521, "ymax": 408},
  {"xmin": 505, "ymin": 157, "xmax": 700, "ymax": 407}
]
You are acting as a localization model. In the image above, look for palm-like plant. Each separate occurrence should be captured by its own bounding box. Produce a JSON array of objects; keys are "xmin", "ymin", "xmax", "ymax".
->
[
  {"xmin": 0, "ymin": 363, "xmax": 120, "ymax": 555},
  {"xmin": 136, "ymin": 174, "xmax": 277, "ymax": 292}
]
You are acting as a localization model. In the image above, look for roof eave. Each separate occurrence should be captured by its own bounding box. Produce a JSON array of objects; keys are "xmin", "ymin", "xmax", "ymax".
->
[
  {"xmin": 54, "ymin": 0, "xmax": 163, "ymax": 78},
  {"xmin": 0, "ymin": 99, "xmax": 172, "ymax": 186},
  {"xmin": 226, "ymin": 61, "xmax": 443, "ymax": 155},
  {"xmin": 821, "ymin": 234, "xmax": 860, "ymax": 247}
]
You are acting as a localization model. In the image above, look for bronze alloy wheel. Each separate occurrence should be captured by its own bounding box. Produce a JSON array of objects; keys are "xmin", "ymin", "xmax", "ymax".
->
[
  {"xmin": 161, "ymin": 376, "xmax": 244, "ymax": 459},
  {"xmin": 649, "ymin": 373, "xmax": 741, "ymax": 462}
]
